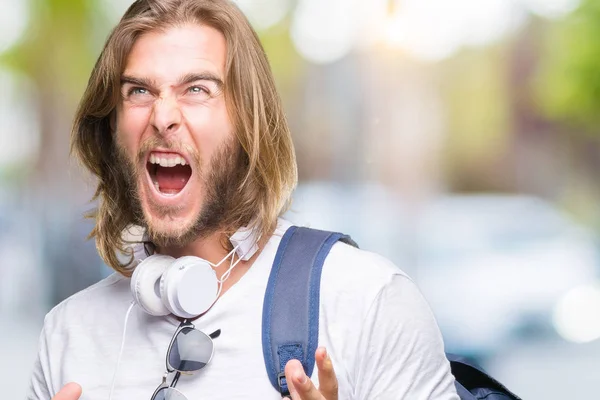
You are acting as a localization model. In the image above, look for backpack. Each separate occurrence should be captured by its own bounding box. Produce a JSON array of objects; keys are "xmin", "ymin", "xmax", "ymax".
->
[{"xmin": 261, "ymin": 225, "xmax": 522, "ymax": 400}]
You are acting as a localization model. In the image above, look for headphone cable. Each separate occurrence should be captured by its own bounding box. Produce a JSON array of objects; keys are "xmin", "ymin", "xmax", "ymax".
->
[{"xmin": 108, "ymin": 301, "xmax": 136, "ymax": 400}]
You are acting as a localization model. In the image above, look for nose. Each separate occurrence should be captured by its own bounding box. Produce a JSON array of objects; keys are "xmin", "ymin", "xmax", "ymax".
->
[{"xmin": 150, "ymin": 95, "xmax": 181, "ymax": 136}]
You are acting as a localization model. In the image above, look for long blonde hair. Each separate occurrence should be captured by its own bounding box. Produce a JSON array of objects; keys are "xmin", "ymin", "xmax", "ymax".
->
[{"xmin": 71, "ymin": 0, "xmax": 297, "ymax": 276}]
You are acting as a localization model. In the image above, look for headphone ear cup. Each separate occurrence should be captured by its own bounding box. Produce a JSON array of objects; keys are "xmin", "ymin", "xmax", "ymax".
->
[
  {"xmin": 160, "ymin": 256, "xmax": 219, "ymax": 319},
  {"xmin": 131, "ymin": 254, "xmax": 175, "ymax": 316},
  {"xmin": 158, "ymin": 268, "xmax": 178, "ymax": 317}
]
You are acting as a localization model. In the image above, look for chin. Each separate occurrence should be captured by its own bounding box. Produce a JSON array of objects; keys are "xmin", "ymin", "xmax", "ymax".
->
[
  {"xmin": 138, "ymin": 188, "xmax": 202, "ymax": 246},
  {"xmin": 146, "ymin": 221, "xmax": 197, "ymax": 248},
  {"xmin": 147, "ymin": 211, "xmax": 198, "ymax": 243}
]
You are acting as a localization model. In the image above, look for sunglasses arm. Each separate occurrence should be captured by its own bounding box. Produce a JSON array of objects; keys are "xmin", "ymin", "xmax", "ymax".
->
[{"xmin": 170, "ymin": 371, "xmax": 182, "ymax": 388}]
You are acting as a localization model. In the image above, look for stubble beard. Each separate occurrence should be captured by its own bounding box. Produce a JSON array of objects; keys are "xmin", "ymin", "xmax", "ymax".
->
[{"xmin": 113, "ymin": 136, "xmax": 245, "ymax": 249}]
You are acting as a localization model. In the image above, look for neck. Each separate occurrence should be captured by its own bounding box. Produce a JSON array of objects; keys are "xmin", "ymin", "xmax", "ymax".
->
[
  {"xmin": 153, "ymin": 229, "xmax": 268, "ymax": 286},
  {"xmin": 156, "ymin": 230, "xmax": 229, "ymax": 265}
]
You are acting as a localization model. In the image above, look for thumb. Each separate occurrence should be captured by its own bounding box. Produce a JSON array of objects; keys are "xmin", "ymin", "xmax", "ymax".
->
[{"xmin": 52, "ymin": 382, "xmax": 82, "ymax": 400}]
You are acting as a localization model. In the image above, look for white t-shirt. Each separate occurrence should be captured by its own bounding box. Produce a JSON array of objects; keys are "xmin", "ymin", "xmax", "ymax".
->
[{"xmin": 28, "ymin": 220, "xmax": 459, "ymax": 400}]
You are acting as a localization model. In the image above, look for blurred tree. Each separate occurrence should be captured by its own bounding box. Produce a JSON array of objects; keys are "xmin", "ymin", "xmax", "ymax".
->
[
  {"xmin": 0, "ymin": 0, "xmax": 109, "ymax": 306},
  {"xmin": 535, "ymin": 0, "xmax": 600, "ymax": 132},
  {"xmin": 532, "ymin": 1, "xmax": 600, "ymax": 226},
  {"xmin": 437, "ymin": 43, "xmax": 514, "ymax": 192},
  {"xmin": 1, "ymin": 0, "xmax": 104, "ymax": 171}
]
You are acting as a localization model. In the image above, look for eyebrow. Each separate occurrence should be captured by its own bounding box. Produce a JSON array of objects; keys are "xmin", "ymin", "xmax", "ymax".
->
[{"xmin": 120, "ymin": 72, "xmax": 224, "ymax": 89}]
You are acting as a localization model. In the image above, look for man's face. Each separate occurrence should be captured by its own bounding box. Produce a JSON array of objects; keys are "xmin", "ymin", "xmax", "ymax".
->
[{"xmin": 115, "ymin": 23, "xmax": 237, "ymax": 246}]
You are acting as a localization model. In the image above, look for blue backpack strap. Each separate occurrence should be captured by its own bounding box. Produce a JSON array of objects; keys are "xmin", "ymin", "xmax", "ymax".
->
[{"xmin": 262, "ymin": 225, "xmax": 356, "ymax": 397}]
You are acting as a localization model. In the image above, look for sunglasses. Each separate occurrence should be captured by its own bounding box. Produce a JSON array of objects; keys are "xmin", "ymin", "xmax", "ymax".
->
[{"xmin": 151, "ymin": 321, "xmax": 221, "ymax": 400}]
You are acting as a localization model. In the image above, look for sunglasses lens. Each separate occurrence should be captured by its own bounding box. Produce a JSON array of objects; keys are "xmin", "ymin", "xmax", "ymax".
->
[
  {"xmin": 168, "ymin": 327, "xmax": 214, "ymax": 372},
  {"xmin": 152, "ymin": 387, "xmax": 187, "ymax": 400}
]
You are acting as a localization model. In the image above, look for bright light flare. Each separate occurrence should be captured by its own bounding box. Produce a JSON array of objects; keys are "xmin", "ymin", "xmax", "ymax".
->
[
  {"xmin": 553, "ymin": 283, "xmax": 600, "ymax": 344},
  {"xmin": 233, "ymin": 0, "xmax": 292, "ymax": 31},
  {"xmin": 523, "ymin": 0, "xmax": 580, "ymax": 19},
  {"xmin": 0, "ymin": 0, "xmax": 29, "ymax": 53},
  {"xmin": 290, "ymin": 0, "xmax": 358, "ymax": 64},
  {"xmin": 383, "ymin": 0, "xmax": 526, "ymax": 61}
]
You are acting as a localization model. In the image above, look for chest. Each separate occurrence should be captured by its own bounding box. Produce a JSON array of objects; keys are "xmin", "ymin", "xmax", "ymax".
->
[
  {"xmin": 52, "ymin": 267, "xmax": 360, "ymax": 399},
  {"xmin": 57, "ymin": 312, "xmax": 281, "ymax": 399},
  {"xmin": 56, "ymin": 308, "xmax": 356, "ymax": 400}
]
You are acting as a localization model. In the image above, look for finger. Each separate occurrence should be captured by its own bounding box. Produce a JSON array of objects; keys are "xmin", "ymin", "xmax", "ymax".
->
[
  {"xmin": 52, "ymin": 382, "xmax": 82, "ymax": 400},
  {"xmin": 284, "ymin": 359, "xmax": 322, "ymax": 400},
  {"xmin": 316, "ymin": 347, "xmax": 338, "ymax": 400},
  {"xmin": 284, "ymin": 359, "xmax": 303, "ymax": 400}
]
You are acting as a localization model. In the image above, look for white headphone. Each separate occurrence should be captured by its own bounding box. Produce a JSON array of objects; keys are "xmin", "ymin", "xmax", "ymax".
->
[{"xmin": 129, "ymin": 226, "xmax": 259, "ymax": 319}]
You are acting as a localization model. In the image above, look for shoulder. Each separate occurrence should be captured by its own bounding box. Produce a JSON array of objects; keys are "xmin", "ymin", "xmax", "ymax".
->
[
  {"xmin": 323, "ymin": 240, "xmax": 411, "ymax": 295},
  {"xmin": 43, "ymin": 273, "xmax": 131, "ymax": 334},
  {"xmin": 275, "ymin": 220, "xmax": 416, "ymax": 307},
  {"xmin": 319, "ymin": 240, "xmax": 423, "ymax": 322},
  {"xmin": 330, "ymin": 246, "xmax": 458, "ymax": 399}
]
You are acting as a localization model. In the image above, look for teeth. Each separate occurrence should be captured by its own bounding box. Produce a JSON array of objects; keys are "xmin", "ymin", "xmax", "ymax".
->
[
  {"xmin": 153, "ymin": 181, "xmax": 160, "ymax": 192},
  {"xmin": 149, "ymin": 154, "xmax": 187, "ymax": 167}
]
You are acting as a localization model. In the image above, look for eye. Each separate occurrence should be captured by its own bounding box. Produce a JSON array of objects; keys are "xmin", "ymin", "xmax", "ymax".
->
[
  {"xmin": 188, "ymin": 86, "xmax": 209, "ymax": 95},
  {"xmin": 128, "ymin": 87, "xmax": 149, "ymax": 96}
]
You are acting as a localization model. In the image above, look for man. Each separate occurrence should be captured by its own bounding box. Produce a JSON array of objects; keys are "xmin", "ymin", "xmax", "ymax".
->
[{"xmin": 28, "ymin": 0, "xmax": 459, "ymax": 399}]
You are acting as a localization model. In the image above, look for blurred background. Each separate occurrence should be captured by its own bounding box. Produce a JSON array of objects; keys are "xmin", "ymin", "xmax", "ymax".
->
[{"xmin": 3, "ymin": 0, "xmax": 600, "ymax": 398}]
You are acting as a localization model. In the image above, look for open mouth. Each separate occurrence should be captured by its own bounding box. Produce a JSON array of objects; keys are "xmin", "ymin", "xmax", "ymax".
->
[{"xmin": 146, "ymin": 152, "xmax": 193, "ymax": 197}]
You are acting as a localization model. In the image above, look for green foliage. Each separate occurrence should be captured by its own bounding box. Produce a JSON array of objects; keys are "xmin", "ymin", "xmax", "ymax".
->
[
  {"xmin": 0, "ymin": 0, "xmax": 113, "ymax": 178},
  {"xmin": 258, "ymin": 18, "xmax": 306, "ymax": 98},
  {"xmin": 438, "ymin": 44, "xmax": 512, "ymax": 169},
  {"xmin": 535, "ymin": 0, "xmax": 600, "ymax": 131},
  {"xmin": 0, "ymin": 0, "xmax": 109, "ymax": 102}
]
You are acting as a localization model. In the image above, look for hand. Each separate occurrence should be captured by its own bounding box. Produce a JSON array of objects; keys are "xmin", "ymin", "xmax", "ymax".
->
[
  {"xmin": 52, "ymin": 383, "xmax": 82, "ymax": 400},
  {"xmin": 284, "ymin": 347, "xmax": 338, "ymax": 400}
]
